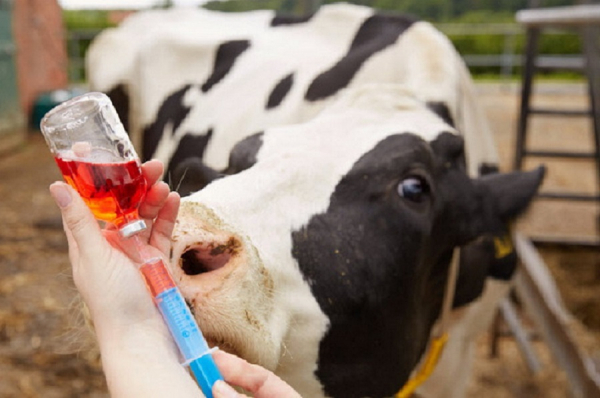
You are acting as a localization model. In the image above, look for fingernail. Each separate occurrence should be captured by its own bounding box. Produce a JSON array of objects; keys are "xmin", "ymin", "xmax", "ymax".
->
[
  {"xmin": 213, "ymin": 380, "xmax": 238, "ymax": 398},
  {"xmin": 49, "ymin": 183, "xmax": 72, "ymax": 208}
]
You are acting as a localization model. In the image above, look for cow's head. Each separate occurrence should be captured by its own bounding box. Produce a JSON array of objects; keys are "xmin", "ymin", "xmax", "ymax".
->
[{"xmin": 168, "ymin": 88, "xmax": 543, "ymax": 397}]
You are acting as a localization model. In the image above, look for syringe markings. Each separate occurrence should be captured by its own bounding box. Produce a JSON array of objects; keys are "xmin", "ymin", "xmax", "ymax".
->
[
  {"xmin": 140, "ymin": 258, "xmax": 176, "ymax": 297},
  {"xmin": 156, "ymin": 287, "xmax": 209, "ymax": 360}
]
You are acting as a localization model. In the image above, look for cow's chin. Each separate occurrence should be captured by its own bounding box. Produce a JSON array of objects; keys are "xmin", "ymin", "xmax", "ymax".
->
[
  {"xmin": 183, "ymin": 285, "xmax": 281, "ymax": 370},
  {"xmin": 169, "ymin": 202, "xmax": 281, "ymax": 371},
  {"xmin": 197, "ymin": 315, "xmax": 279, "ymax": 369}
]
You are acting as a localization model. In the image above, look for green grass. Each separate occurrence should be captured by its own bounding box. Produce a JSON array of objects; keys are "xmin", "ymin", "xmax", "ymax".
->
[{"xmin": 472, "ymin": 72, "xmax": 585, "ymax": 82}]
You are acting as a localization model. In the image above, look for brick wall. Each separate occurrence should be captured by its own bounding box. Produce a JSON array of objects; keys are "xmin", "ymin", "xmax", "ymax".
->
[
  {"xmin": 108, "ymin": 10, "xmax": 136, "ymax": 25},
  {"xmin": 12, "ymin": 0, "xmax": 68, "ymax": 118}
]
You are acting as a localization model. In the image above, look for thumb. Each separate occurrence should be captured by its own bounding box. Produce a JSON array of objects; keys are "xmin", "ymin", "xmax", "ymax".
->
[{"xmin": 49, "ymin": 182, "xmax": 106, "ymax": 250}]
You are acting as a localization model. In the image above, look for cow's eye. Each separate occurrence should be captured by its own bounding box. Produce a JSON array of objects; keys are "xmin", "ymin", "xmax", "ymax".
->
[{"xmin": 397, "ymin": 176, "xmax": 430, "ymax": 202}]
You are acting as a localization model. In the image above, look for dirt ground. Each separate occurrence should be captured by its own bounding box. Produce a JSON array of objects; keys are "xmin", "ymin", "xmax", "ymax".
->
[
  {"xmin": 466, "ymin": 82, "xmax": 600, "ymax": 398},
  {"xmin": 0, "ymin": 82, "xmax": 598, "ymax": 397}
]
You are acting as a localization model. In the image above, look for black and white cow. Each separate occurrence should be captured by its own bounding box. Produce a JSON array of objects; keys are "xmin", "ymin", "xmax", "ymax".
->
[{"xmin": 87, "ymin": 4, "xmax": 544, "ymax": 397}]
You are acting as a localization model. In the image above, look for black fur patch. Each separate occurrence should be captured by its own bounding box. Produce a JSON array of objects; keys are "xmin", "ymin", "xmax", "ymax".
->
[
  {"xmin": 142, "ymin": 84, "xmax": 193, "ymax": 160},
  {"xmin": 266, "ymin": 73, "xmax": 294, "ymax": 109},
  {"xmin": 165, "ymin": 130, "xmax": 213, "ymax": 186},
  {"xmin": 106, "ymin": 84, "xmax": 130, "ymax": 133},
  {"xmin": 305, "ymin": 13, "xmax": 416, "ymax": 101},
  {"xmin": 479, "ymin": 162, "xmax": 499, "ymax": 176},
  {"xmin": 271, "ymin": 13, "xmax": 313, "ymax": 26},
  {"xmin": 171, "ymin": 157, "xmax": 223, "ymax": 196},
  {"xmin": 226, "ymin": 132, "xmax": 264, "ymax": 174},
  {"xmin": 202, "ymin": 40, "xmax": 251, "ymax": 93},
  {"xmin": 453, "ymin": 231, "xmax": 517, "ymax": 309},
  {"xmin": 426, "ymin": 101, "xmax": 455, "ymax": 127}
]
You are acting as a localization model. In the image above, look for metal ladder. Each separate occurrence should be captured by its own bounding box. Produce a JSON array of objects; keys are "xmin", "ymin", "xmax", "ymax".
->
[{"xmin": 514, "ymin": 3, "xmax": 600, "ymax": 245}]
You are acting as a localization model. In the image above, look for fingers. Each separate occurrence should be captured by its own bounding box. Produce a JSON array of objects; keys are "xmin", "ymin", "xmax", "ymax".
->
[
  {"xmin": 212, "ymin": 351, "xmax": 301, "ymax": 398},
  {"xmin": 150, "ymin": 192, "xmax": 180, "ymax": 256},
  {"xmin": 138, "ymin": 181, "xmax": 170, "ymax": 221},
  {"xmin": 141, "ymin": 160, "xmax": 164, "ymax": 188},
  {"xmin": 98, "ymin": 160, "xmax": 166, "ymax": 235},
  {"xmin": 49, "ymin": 182, "xmax": 107, "ymax": 252}
]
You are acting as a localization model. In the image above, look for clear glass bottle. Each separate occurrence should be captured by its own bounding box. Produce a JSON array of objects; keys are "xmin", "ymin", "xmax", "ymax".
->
[{"xmin": 41, "ymin": 92, "xmax": 147, "ymax": 237}]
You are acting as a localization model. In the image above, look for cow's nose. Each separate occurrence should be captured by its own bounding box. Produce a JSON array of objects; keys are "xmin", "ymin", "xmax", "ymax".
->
[{"xmin": 179, "ymin": 238, "xmax": 240, "ymax": 275}]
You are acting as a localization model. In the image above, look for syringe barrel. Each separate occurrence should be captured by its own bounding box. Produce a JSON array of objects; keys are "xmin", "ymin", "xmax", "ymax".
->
[
  {"xmin": 155, "ymin": 287, "xmax": 210, "ymax": 361},
  {"xmin": 139, "ymin": 258, "xmax": 223, "ymax": 398}
]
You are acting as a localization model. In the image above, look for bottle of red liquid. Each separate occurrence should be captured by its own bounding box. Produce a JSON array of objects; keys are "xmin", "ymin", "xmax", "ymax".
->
[{"xmin": 41, "ymin": 92, "xmax": 147, "ymax": 237}]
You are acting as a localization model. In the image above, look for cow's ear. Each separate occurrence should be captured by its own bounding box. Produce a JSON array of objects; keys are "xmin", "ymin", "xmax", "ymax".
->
[
  {"xmin": 171, "ymin": 157, "xmax": 224, "ymax": 196},
  {"xmin": 477, "ymin": 166, "xmax": 545, "ymax": 220},
  {"xmin": 431, "ymin": 131, "xmax": 464, "ymax": 162}
]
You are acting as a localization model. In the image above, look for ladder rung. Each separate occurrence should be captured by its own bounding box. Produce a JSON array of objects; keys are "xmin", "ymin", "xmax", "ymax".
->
[
  {"xmin": 537, "ymin": 192, "xmax": 600, "ymax": 201},
  {"xmin": 530, "ymin": 236, "xmax": 600, "ymax": 248},
  {"xmin": 534, "ymin": 56, "xmax": 585, "ymax": 71},
  {"xmin": 524, "ymin": 150, "xmax": 599, "ymax": 159},
  {"xmin": 529, "ymin": 108, "xmax": 592, "ymax": 116}
]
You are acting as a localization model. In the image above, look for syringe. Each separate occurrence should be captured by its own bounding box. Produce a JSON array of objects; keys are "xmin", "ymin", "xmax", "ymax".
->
[{"xmin": 131, "ymin": 235, "xmax": 223, "ymax": 398}]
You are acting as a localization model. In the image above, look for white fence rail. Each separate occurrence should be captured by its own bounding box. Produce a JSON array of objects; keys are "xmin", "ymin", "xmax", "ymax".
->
[
  {"xmin": 513, "ymin": 232, "xmax": 600, "ymax": 398},
  {"xmin": 66, "ymin": 22, "xmax": 581, "ymax": 83}
]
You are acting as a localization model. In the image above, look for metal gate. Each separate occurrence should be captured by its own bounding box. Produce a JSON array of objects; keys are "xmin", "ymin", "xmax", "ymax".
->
[{"xmin": 0, "ymin": 0, "xmax": 22, "ymax": 136}]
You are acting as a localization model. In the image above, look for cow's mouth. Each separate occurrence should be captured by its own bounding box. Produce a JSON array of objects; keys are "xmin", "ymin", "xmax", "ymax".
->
[{"xmin": 180, "ymin": 238, "xmax": 240, "ymax": 275}]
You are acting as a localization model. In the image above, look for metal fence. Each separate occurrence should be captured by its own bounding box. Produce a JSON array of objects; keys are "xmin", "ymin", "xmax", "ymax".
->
[
  {"xmin": 437, "ymin": 23, "xmax": 523, "ymax": 79},
  {"xmin": 66, "ymin": 28, "xmax": 100, "ymax": 83},
  {"xmin": 65, "ymin": 23, "xmax": 580, "ymax": 83},
  {"xmin": 437, "ymin": 22, "xmax": 585, "ymax": 79}
]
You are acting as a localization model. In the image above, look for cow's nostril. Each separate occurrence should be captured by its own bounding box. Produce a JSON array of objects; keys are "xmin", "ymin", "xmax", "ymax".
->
[
  {"xmin": 181, "ymin": 250, "xmax": 209, "ymax": 275},
  {"xmin": 180, "ymin": 244, "xmax": 233, "ymax": 276}
]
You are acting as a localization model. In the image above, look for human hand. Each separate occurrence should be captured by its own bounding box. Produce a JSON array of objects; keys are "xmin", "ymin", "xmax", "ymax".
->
[
  {"xmin": 212, "ymin": 350, "xmax": 302, "ymax": 398},
  {"xmin": 49, "ymin": 160, "xmax": 179, "ymax": 339},
  {"xmin": 50, "ymin": 160, "xmax": 202, "ymax": 397}
]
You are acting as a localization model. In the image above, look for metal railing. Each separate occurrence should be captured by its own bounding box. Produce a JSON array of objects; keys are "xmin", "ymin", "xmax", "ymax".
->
[
  {"xmin": 68, "ymin": 24, "xmax": 526, "ymax": 83},
  {"xmin": 66, "ymin": 29, "xmax": 102, "ymax": 83},
  {"xmin": 513, "ymin": 233, "xmax": 600, "ymax": 398},
  {"xmin": 436, "ymin": 23, "xmax": 523, "ymax": 79},
  {"xmin": 65, "ymin": 23, "xmax": 579, "ymax": 83}
]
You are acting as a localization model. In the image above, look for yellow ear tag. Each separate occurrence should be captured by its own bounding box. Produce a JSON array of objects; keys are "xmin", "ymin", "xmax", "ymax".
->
[{"xmin": 493, "ymin": 234, "xmax": 513, "ymax": 259}]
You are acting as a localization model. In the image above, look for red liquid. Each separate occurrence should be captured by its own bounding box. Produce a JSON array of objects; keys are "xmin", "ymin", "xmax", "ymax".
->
[
  {"xmin": 55, "ymin": 156, "xmax": 147, "ymax": 227},
  {"xmin": 140, "ymin": 258, "xmax": 176, "ymax": 297}
]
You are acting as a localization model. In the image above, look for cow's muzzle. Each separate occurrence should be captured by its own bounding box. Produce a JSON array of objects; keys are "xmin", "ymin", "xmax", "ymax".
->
[
  {"xmin": 169, "ymin": 201, "xmax": 279, "ymax": 370},
  {"xmin": 169, "ymin": 200, "xmax": 259, "ymax": 297}
]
